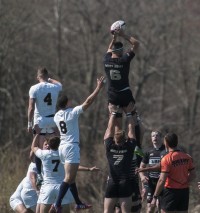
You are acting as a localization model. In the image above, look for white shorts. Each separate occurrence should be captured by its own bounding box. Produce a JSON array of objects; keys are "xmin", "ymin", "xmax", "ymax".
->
[
  {"xmin": 38, "ymin": 184, "xmax": 74, "ymax": 204},
  {"xmin": 34, "ymin": 115, "xmax": 56, "ymax": 129},
  {"xmin": 59, "ymin": 143, "xmax": 80, "ymax": 164},
  {"xmin": 21, "ymin": 188, "xmax": 38, "ymax": 209},
  {"xmin": 10, "ymin": 196, "xmax": 23, "ymax": 211}
]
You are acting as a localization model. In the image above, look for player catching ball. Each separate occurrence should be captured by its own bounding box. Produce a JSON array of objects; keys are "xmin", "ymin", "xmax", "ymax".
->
[{"xmin": 103, "ymin": 21, "xmax": 144, "ymax": 159}]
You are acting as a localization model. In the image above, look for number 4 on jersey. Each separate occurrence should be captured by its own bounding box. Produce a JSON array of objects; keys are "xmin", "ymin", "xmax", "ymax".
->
[{"xmin": 44, "ymin": 93, "xmax": 52, "ymax": 105}]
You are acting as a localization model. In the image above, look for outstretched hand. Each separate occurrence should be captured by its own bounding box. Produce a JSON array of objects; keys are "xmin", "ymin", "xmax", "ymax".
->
[
  {"xmin": 97, "ymin": 76, "xmax": 105, "ymax": 89},
  {"xmin": 89, "ymin": 166, "xmax": 101, "ymax": 172}
]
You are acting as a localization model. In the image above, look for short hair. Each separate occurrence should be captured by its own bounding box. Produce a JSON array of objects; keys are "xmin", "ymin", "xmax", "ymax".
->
[
  {"xmin": 47, "ymin": 136, "xmax": 60, "ymax": 150},
  {"xmin": 164, "ymin": 133, "xmax": 178, "ymax": 148},
  {"xmin": 151, "ymin": 130, "xmax": 162, "ymax": 137},
  {"xmin": 37, "ymin": 67, "xmax": 49, "ymax": 79},
  {"xmin": 114, "ymin": 130, "xmax": 126, "ymax": 143},
  {"xmin": 112, "ymin": 41, "xmax": 123, "ymax": 52},
  {"xmin": 57, "ymin": 95, "xmax": 68, "ymax": 109}
]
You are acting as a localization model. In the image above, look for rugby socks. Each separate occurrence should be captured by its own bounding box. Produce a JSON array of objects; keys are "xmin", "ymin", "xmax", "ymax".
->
[
  {"xmin": 70, "ymin": 182, "xmax": 82, "ymax": 205},
  {"xmin": 35, "ymin": 156, "xmax": 42, "ymax": 174},
  {"xmin": 56, "ymin": 182, "xmax": 69, "ymax": 207}
]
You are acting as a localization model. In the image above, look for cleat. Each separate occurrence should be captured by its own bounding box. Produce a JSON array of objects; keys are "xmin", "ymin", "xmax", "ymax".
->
[
  {"xmin": 49, "ymin": 204, "xmax": 62, "ymax": 213},
  {"xmin": 75, "ymin": 203, "xmax": 92, "ymax": 211},
  {"xmin": 36, "ymin": 174, "xmax": 43, "ymax": 187}
]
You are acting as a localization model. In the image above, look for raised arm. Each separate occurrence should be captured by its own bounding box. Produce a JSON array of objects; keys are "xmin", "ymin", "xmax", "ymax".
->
[
  {"xmin": 29, "ymin": 171, "xmax": 39, "ymax": 192},
  {"xmin": 31, "ymin": 134, "xmax": 40, "ymax": 153},
  {"xmin": 78, "ymin": 165, "xmax": 100, "ymax": 172},
  {"xmin": 104, "ymin": 112, "xmax": 116, "ymax": 140},
  {"xmin": 82, "ymin": 76, "xmax": 105, "ymax": 111},
  {"xmin": 107, "ymin": 34, "xmax": 117, "ymax": 52},
  {"xmin": 118, "ymin": 30, "xmax": 139, "ymax": 52},
  {"xmin": 48, "ymin": 77, "xmax": 62, "ymax": 85},
  {"xmin": 27, "ymin": 98, "xmax": 35, "ymax": 133}
]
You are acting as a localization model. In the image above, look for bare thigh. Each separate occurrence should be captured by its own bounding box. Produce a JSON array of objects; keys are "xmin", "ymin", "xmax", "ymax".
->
[
  {"xmin": 64, "ymin": 162, "xmax": 79, "ymax": 183},
  {"xmin": 119, "ymin": 196, "xmax": 132, "ymax": 213},
  {"xmin": 104, "ymin": 197, "xmax": 118, "ymax": 213}
]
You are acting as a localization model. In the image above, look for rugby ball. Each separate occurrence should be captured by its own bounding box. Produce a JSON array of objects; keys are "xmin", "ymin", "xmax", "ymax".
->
[{"xmin": 110, "ymin": 20, "xmax": 126, "ymax": 34}]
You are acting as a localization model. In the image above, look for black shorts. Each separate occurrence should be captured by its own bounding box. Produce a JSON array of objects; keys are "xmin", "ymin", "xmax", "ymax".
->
[
  {"xmin": 107, "ymin": 89, "xmax": 135, "ymax": 107},
  {"xmin": 160, "ymin": 187, "xmax": 189, "ymax": 211},
  {"xmin": 114, "ymin": 181, "xmax": 142, "ymax": 212},
  {"xmin": 105, "ymin": 179, "xmax": 133, "ymax": 198},
  {"xmin": 146, "ymin": 178, "xmax": 158, "ymax": 203}
]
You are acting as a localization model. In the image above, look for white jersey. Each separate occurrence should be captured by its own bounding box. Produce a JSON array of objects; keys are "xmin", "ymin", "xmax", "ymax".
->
[
  {"xmin": 54, "ymin": 105, "xmax": 83, "ymax": 145},
  {"xmin": 29, "ymin": 82, "xmax": 62, "ymax": 118},
  {"xmin": 10, "ymin": 178, "xmax": 25, "ymax": 210},
  {"xmin": 10, "ymin": 178, "xmax": 24, "ymax": 201},
  {"xmin": 23, "ymin": 162, "xmax": 37, "ymax": 189},
  {"xmin": 35, "ymin": 149, "xmax": 64, "ymax": 184}
]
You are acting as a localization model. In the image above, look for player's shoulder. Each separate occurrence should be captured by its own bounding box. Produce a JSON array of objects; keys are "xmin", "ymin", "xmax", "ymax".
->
[
  {"xmin": 36, "ymin": 148, "xmax": 50, "ymax": 157},
  {"xmin": 160, "ymin": 151, "xmax": 173, "ymax": 163},
  {"xmin": 160, "ymin": 149, "xmax": 168, "ymax": 159},
  {"xmin": 29, "ymin": 162, "xmax": 36, "ymax": 168},
  {"xmin": 54, "ymin": 109, "xmax": 64, "ymax": 117},
  {"xmin": 29, "ymin": 83, "xmax": 39, "ymax": 91},
  {"xmin": 104, "ymin": 137, "xmax": 114, "ymax": 146},
  {"xmin": 143, "ymin": 146, "xmax": 154, "ymax": 154},
  {"xmin": 104, "ymin": 51, "xmax": 112, "ymax": 57}
]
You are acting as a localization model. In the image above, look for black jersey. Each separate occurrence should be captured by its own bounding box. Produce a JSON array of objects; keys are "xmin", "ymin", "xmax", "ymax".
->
[
  {"xmin": 142, "ymin": 144, "xmax": 165, "ymax": 179},
  {"xmin": 105, "ymin": 137, "xmax": 136, "ymax": 182},
  {"xmin": 103, "ymin": 51, "xmax": 135, "ymax": 92}
]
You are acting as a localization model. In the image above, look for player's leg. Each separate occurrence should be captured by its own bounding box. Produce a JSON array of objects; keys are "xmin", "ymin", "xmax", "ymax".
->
[
  {"xmin": 13, "ymin": 204, "xmax": 28, "ymax": 213},
  {"xmin": 119, "ymin": 196, "xmax": 132, "ymax": 213},
  {"xmin": 35, "ymin": 203, "xmax": 40, "ymax": 213},
  {"xmin": 107, "ymin": 89, "xmax": 123, "ymax": 129},
  {"xmin": 108, "ymin": 103, "xmax": 123, "ymax": 130},
  {"xmin": 131, "ymin": 184, "xmax": 142, "ymax": 213},
  {"xmin": 21, "ymin": 186, "xmax": 38, "ymax": 213},
  {"xmin": 146, "ymin": 186, "xmax": 156, "ymax": 213},
  {"xmin": 114, "ymin": 203, "xmax": 122, "ymax": 213},
  {"xmin": 63, "ymin": 163, "xmax": 80, "ymax": 202},
  {"xmin": 118, "ymin": 179, "xmax": 134, "ymax": 213},
  {"xmin": 35, "ymin": 133, "xmax": 47, "ymax": 186},
  {"xmin": 104, "ymin": 198, "xmax": 118, "ymax": 213},
  {"xmin": 61, "ymin": 185, "xmax": 74, "ymax": 213},
  {"xmin": 39, "ymin": 204, "xmax": 51, "ymax": 213},
  {"xmin": 55, "ymin": 144, "xmax": 91, "ymax": 210}
]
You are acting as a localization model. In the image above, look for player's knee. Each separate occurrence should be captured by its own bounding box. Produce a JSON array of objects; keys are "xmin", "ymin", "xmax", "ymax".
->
[
  {"xmin": 21, "ymin": 209, "xmax": 29, "ymax": 213},
  {"xmin": 64, "ymin": 176, "xmax": 75, "ymax": 184},
  {"xmin": 147, "ymin": 204, "xmax": 155, "ymax": 213}
]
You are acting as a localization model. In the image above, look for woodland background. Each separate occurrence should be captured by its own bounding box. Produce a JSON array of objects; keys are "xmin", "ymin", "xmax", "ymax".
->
[{"xmin": 0, "ymin": 0, "xmax": 200, "ymax": 212}]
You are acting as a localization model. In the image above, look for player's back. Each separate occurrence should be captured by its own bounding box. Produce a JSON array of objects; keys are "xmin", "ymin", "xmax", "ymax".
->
[
  {"xmin": 54, "ymin": 106, "xmax": 83, "ymax": 144},
  {"xmin": 162, "ymin": 151, "xmax": 194, "ymax": 188},
  {"xmin": 30, "ymin": 82, "xmax": 62, "ymax": 116},
  {"xmin": 103, "ymin": 52, "xmax": 135, "ymax": 91},
  {"xmin": 38, "ymin": 149, "xmax": 64, "ymax": 184},
  {"xmin": 23, "ymin": 162, "xmax": 37, "ymax": 189},
  {"xmin": 106, "ymin": 138, "xmax": 135, "ymax": 182},
  {"xmin": 10, "ymin": 178, "xmax": 25, "ymax": 200}
]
